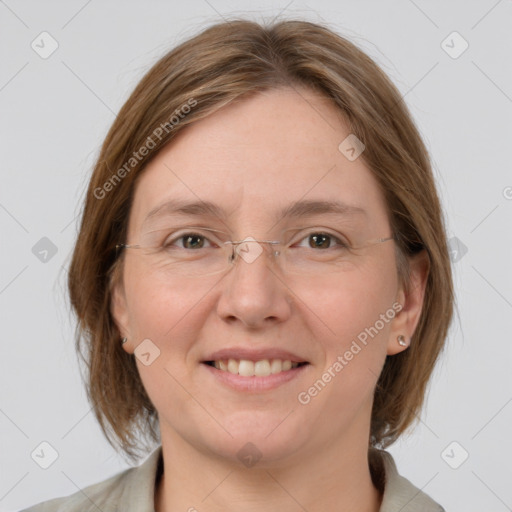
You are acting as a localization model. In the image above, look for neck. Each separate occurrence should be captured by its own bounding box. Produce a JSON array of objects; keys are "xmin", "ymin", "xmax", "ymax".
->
[{"xmin": 154, "ymin": 427, "xmax": 382, "ymax": 512}]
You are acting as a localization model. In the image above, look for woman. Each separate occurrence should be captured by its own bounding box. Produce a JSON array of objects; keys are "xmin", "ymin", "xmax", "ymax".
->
[{"xmin": 23, "ymin": 18, "xmax": 453, "ymax": 512}]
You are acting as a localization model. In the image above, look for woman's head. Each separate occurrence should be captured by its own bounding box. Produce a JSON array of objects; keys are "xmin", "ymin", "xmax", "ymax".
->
[{"xmin": 69, "ymin": 19, "xmax": 453, "ymax": 462}]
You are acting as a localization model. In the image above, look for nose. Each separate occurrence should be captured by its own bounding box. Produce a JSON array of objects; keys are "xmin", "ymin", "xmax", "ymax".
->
[{"xmin": 216, "ymin": 240, "xmax": 292, "ymax": 329}]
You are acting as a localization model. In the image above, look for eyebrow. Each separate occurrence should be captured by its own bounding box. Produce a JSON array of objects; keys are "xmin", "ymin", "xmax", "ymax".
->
[{"xmin": 142, "ymin": 198, "xmax": 367, "ymax": 227}]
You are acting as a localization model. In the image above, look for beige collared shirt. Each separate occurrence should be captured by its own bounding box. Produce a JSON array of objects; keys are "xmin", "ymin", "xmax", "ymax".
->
[{"xmin": 22, "ymin": 446, "xmax": 444, "ymax": 511}]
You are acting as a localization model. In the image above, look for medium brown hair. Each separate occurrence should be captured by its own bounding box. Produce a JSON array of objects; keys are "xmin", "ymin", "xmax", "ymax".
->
[{"xmin": 68, "ymin": 18, "xmax": 454, "ymax": 461}]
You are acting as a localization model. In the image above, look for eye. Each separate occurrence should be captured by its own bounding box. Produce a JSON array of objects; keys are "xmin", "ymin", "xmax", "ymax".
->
[
  {"xmin": 295, "ymin": 231, "xmax": 348, "ymax": 250},
  {"xmin": 164, "ymin": 232, "xmax": 215, "ymax": 250}
]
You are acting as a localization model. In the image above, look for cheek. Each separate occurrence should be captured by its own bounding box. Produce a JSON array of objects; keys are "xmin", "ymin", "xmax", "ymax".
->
[
  {"xmin": 304, "ymin": 253, "xmax": 397, "ymax": 338},
  {"xmin": 122, "ymin": 262, "xmax": 213, "ymax": 407},
  {"xmin": 303, "ymin": 253, "xmax": 398, "ymax": 384},
  {"xmin": 291, "ymin": 260, "xmax": 399, "ymax": 441},
  {"xmin": 122, "ymin": 259, "xmax": 211, "ymax": 339}
]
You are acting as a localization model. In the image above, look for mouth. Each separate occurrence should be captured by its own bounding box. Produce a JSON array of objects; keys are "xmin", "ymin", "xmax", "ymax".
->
[
  {"xmin": 202, "ymin": 359, "xmax": 310, "ymax": 377},
  {"xmin": 200, "ymin": 347, "xmax": 311, "ymax": 391},
  {"xmin": 201, "ymin": 358, "xmax": 310, "ymax": 392}
]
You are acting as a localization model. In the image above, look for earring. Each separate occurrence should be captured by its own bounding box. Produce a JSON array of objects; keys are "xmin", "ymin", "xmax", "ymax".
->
[
  {"xmin": 397, "ymin": 335, "xmax": 408, "ymax": 347},
  {"xmin": 121, "ymin": 337, "xmax": 128, "ymax": 344}
]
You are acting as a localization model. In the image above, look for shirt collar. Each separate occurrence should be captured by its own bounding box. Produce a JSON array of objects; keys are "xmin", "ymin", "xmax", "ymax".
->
[{"xmin": 370, "ymin": 448, "xmax": 444, "ymax": 511}]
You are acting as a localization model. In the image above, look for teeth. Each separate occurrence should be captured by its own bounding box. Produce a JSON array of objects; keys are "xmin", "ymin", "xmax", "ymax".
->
[
  {"xmin": 212, "ymin": 358, "xmax": 300, "ymax": 376},
  {"xmin": 227, "ymin": 359, "xmax": 239, "ymax": 374},
  {"xmin": 238, "ymin": 360, "xmax": 254, "ymax": 377},
  {"xmin": 254, "ymin": 360, "xmax": 271, "ymax": 376},
  {"xmin": 270, "ymin": 359, "xmax": 282, "ymax": 374}
]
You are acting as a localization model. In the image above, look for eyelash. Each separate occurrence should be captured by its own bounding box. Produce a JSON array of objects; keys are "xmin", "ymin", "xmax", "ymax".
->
[{"xmin": 162, "ymin": 230, "xmax": 350, "ymax": 250}]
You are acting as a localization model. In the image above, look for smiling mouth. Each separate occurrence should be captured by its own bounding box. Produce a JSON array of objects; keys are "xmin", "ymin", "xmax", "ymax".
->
[{"xmin": 202, "ymin": 359, "xmax": 309, "ymax": 377}]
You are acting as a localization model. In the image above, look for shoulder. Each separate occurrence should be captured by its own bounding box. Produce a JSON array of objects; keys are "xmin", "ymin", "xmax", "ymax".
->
[
  {"xmin": 19, "ymin": 470, "xmax": 129, "ymax": 512},
  {"xmin": 369, "ymin": 448, "xmax": 446, "ymax": 512},
  {"xmin": 20, "ymin": 446, "xmax": 163, "ymax": 512}
]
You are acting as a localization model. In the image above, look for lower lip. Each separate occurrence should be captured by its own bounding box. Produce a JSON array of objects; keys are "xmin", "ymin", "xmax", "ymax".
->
[{"xmin": 201, "ymin": 363, "xmax": 309, "ymax": 392}]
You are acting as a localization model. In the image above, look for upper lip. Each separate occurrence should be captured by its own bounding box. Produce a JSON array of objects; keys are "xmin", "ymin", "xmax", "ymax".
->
[{"xmin": 202, "ymin": 347, "xmax": 309, "ymax": 363}]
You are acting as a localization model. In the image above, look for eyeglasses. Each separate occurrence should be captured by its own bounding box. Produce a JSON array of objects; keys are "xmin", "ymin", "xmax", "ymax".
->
[{"xmin": 116, "ymin": 226, "xmax": 395, "ymax": 278}]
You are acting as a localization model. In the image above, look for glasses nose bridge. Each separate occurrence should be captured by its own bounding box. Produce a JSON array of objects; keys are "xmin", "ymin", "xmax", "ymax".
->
[{"xmin": 227, "ymin": 237, "xmax": 282, "ymax": 268}]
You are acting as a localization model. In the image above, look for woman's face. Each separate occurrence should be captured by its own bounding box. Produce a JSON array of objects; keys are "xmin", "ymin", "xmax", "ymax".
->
[{"xmin": 112, "ymin": 87, "xmax": 422, "ymax": 467}]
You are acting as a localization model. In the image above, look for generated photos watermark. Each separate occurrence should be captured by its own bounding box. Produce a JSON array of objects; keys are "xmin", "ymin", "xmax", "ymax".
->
[
  {"xmin": 94, "ymin": 97, "xmax": 197, "ymax": 200},
  {"xmin": 297, "ymin": 301, "xmax": 403, "ymax": 405}
]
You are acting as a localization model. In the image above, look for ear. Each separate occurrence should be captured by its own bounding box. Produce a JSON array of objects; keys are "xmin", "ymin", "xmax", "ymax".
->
[
  {"xmin": 387, "ymin": 249, "xmax": 430, "ymax": 355},
  {"xmin": 110, "ymin": 269, "xmax": 134, "ymax": 355}
]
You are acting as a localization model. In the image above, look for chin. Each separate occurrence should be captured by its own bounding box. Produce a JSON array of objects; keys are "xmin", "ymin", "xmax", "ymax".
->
[{"xmin": 204, "ymin": 411, "xmax": 309, "ymax": 467}]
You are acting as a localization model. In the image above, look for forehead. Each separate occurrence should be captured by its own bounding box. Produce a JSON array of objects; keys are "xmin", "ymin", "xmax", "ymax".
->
[{"xmin": 129, "ymin": 87, "xmax": 389, "ymax": 232}]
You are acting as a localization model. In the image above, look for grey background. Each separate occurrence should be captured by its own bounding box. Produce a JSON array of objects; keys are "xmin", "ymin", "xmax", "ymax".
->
[{"xmin": 1, "ymin": 1, "xmax": 511, "ymax": 511}]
